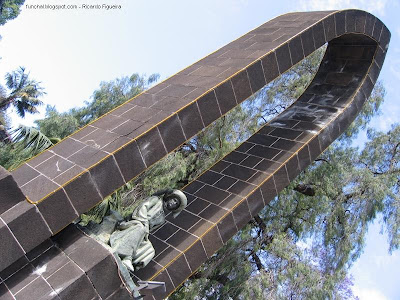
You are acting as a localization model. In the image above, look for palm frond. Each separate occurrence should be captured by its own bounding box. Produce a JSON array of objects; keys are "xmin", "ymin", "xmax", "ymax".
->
[
  {"xmin": 11, "ymin": 125, "xmax": 53, "ymax": 153},
  {"xmin": 5, "ymin": 70, "xmax": 18, "ymax": 90}
]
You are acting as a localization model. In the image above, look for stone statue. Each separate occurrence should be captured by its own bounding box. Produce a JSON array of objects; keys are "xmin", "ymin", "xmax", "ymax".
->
[
  {"xmin": 81, "ymin": 189, "xmax": 187, "ymax": 297},
  {"xmin": 108, "ymin": 189, "xmax": 187, "ymax": 272}
]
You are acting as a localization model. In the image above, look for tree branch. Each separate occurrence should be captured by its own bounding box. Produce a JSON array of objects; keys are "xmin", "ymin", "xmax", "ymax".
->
[
  {"xmin": 251, "ymin": 252, "xmax": 264, "ymax": 271},
  {"xmin": 315, "ymin": 158, "xmax": 330, "ymax": 164}
]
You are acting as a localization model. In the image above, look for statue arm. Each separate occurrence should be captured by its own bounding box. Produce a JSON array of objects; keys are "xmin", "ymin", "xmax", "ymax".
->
[{"xmin": 117, "ymin": 220, "xmax": 139, "ymax": 230}]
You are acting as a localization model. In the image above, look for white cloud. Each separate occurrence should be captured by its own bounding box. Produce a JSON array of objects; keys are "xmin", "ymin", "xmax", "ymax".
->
[
  {"xmin": 373, "ymin": 97, "xmax": 400, "ymax": 131},
  {"xmin": 377, "ymin": 115, "xmax": 396, "ymax": 131},
  {"xmin": 299, "ymin": 0, "xmax": 352, "ymax": 11},
  {"xmin": 389, "ymin": 62, "xmax": 400, "ymax": 83},
  {"xmin": 296, "ymin": 240, "xmax": 311, "ymax": 250},
  {"xmin": 373, "ymin": 251, "xmax": 400, "ymax": 268},
  {"xmin": 374, "ymin": 254, "xmax": 394, "ymax": 268},
  {"xmin": 353, "ymin": 286, "xmax": 389, "ymax": 300},
  {"xmin": 299, "ymin": 0, "xmax": 388, "ymax": 16}
]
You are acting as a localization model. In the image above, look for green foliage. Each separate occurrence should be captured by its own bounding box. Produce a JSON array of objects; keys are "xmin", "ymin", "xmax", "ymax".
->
[
  {"xmin": 361, "ymin": 124, "xmax": 400, "ymax": 252},
  {"xmin": 0, "ymin": 125, "xmax": 53, "ymax": 169},
  {"xmin": 0, "ymin": 142, "xmax": 35, "ymax": 169},
  {"xmin": 0, "ymin": 0, "xmax": 24, "ymax": 26},
  {"xmin": 80, "ymin": 180, "xmax": 143, "ymax": 225},
  {"xmin": 35, "ymin": 105, "xmax": 80, "ymax": 140}
]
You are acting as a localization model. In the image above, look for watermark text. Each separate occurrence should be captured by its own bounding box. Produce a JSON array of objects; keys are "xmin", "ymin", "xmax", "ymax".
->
[{"xmin": 25, "ymin": 3, "xmax": 122, "ymax": 10}]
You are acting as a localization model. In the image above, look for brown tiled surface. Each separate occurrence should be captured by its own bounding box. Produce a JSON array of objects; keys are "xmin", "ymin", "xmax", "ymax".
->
[
  {"xmin": 1, "ymin": 9, "xmax": 390, "ymax": 300},
  {"xmin": 0, "ymin": 225, "xmax": 132, "ymax": 300}
]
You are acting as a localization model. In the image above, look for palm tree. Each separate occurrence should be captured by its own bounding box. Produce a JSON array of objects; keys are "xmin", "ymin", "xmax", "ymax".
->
[{"xmin": 0, "ymin": 67, "xmax": 45, "ymax": 117}]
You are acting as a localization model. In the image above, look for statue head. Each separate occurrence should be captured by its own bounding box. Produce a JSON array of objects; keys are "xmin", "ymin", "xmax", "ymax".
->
[{"xmin": 163, "ymin": 189, "xmax": 187, "ymax": 218}]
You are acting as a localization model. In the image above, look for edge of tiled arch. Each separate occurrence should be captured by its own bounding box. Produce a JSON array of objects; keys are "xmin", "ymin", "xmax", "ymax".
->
[{"xmin": 2, "ymin": 9, "xmax": 389, "ymax": 275}]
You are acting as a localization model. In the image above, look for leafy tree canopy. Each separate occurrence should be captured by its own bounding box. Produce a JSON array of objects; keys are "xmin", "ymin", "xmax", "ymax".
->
[{"xmin": 0, "ymin": 0, "xmax": 24, "ymax": 26}]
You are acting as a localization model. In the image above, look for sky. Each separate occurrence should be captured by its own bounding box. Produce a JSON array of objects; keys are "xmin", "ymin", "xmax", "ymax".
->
[{"xmin": 0, "ymin": 0, "xmax": 399, "ymax": 298}]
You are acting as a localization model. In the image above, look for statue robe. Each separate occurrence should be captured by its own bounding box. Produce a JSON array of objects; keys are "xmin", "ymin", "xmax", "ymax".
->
[{"xmin": 109, "ymin": 196, "xmax": 165, "ymax": 270}]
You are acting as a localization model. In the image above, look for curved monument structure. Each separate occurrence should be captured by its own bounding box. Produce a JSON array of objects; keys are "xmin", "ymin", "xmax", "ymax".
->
[{"xmin": 0, "ymin": 9, "xmax": 390, "ymax": 299}]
